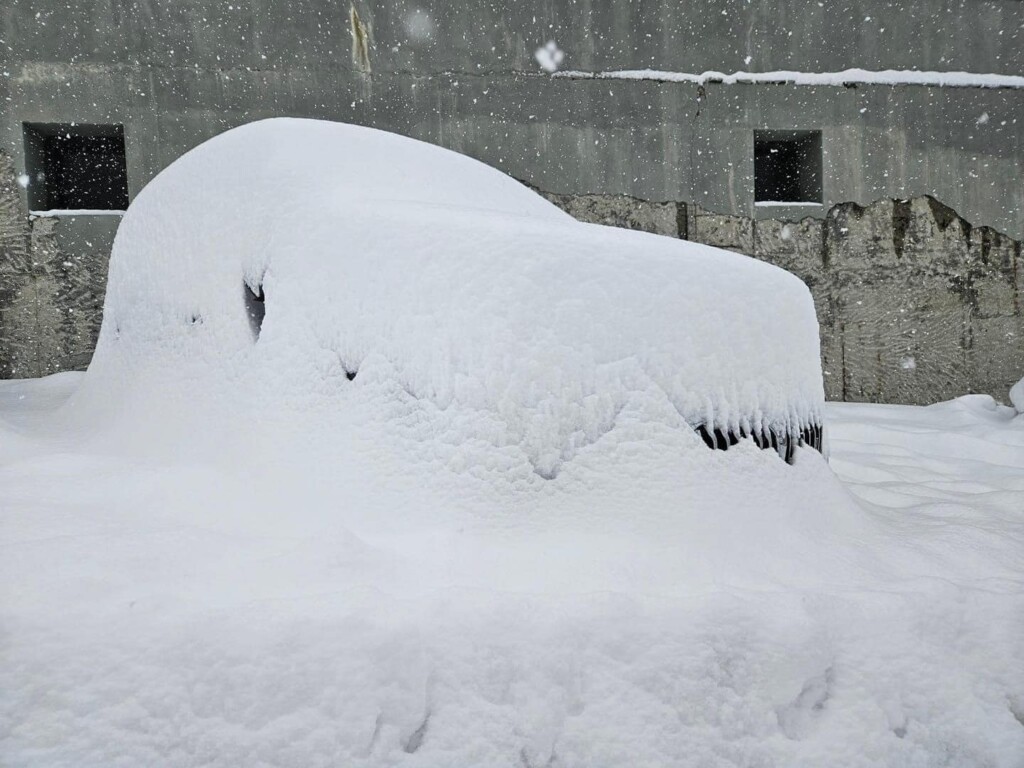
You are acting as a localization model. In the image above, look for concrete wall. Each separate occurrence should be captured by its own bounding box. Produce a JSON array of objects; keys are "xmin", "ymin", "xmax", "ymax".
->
[
  {"xmin": 1, "ymin": 0, "xmax": 1022, "ymax": 236},
  {"xmin": 4, "ymin": 0, "xmax": 1021, "ymax": 78},
  {"xmin": 0, "ymin": 152, "xmax": 114, "ymax": 378}
]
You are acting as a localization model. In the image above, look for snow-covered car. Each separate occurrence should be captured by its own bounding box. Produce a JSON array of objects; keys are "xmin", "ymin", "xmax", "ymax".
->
[{"xmin": 80, "ymin": 118, "xmax": 824, "ymax": 472}]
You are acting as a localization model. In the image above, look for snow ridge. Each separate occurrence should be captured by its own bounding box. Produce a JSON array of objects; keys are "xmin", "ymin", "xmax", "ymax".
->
[{"xmin": 554, "ymin": 68, "xmax": 1024, "ymax": 89}]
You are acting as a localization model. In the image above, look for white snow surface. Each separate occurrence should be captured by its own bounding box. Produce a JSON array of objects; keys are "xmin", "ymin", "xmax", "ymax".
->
[
  {"xmin": 29, "ymin": 209, "xmax": 127, "ymax": 218},
  {"xmin": 754, "ymin": 201, "xmax": 824, "ymax": 208},
  {"xmin": 1011, "ymin": 377, "xmax": 1024, "ymax": 413},
  {"xmin": 553, "ymin": 68, "xmax": 1024, "ymax": 89},
  {"xmin": 2, "ymin": 374, "xmax": 1023, "ymax": 766},
  {"xmin": 2, "ymin": 121, "xmax": 1023, "ymax": 766},
  {"xmin": 76, "ymin": 118, "xmax": 824, "ymax": 477}
]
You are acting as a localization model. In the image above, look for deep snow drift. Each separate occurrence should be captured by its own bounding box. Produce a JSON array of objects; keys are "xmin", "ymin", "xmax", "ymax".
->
[
  {"xmin": 2, "ymin": 375, "xmax": 1022, "ymax": 767},
  {"xmin": 1, "ymin": 121, "xmax": 1023, "ymax": 766}
]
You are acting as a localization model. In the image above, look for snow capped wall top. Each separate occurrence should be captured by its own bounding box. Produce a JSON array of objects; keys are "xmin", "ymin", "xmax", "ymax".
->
[
  {"xmin": 81, "ymin": 118, "xmax": 825, "ymax": 477},
  {"xmin": 553, "ymin": 68, "xmax": 1024, "ymax": 90}
]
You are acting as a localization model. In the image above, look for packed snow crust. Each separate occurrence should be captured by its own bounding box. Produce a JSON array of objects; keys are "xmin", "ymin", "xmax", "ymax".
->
[
  {"xmin": 79, "ymin": 118, "xmax": 824, "ymax": 476},
  {"xmin": 2, "ymin": 374, "xmax": 1023, "ymax": 766}
]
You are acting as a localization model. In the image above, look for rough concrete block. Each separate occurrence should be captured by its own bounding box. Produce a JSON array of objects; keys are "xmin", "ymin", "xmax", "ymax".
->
[
  {"xmin": 0, "ymin": 153, "xmax": 31, "ymax": 276},
  {"xmin": 899, "ymin": 197, "xmax": 971, "ymax": 271},
  {"xmin": 541, "ymin": 191, "xmax": 682, "ymax": 238},
  {"xmin": 969, "ymin": 225, "xmax": 1018, "ymax": 273},
  {"xmin": 966, "ymin": 226, "xmax": 1020, "ymax": 318},
  {"xmin": 0, "ymin": 151, "xmax": 35, "ymax": 378},
  {"xmin": 824, "ymin": 199, "xmax": 900, "ymax": 270},
  {"xmin": 814, "ymin": 288, "xmax": 844, "ymax": 402},
  {"xmin": 0, "ymin": 272, "xmax": 63, "ymax": 378},
  {"xmin": 969, "ymin": 270, "xmax": 1018, "ymax": 320},
  {"xmin": 836, "ymin": 275, "xmax": 971, "ymax": 405},
  {"xmin": 754, "ymin": 217, "xmax": 826, "ymax": 284},
  {"xmin": 969, "ymin": 315, "xmax": 1024, "ymax": 401},
  {"xmin": 692, "ymin": 209, "xmax": 754, "ymax": 253}
]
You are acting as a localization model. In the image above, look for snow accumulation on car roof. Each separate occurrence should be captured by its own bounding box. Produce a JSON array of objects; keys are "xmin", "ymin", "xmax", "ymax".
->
[{"xmin": 76, "ymin": 118, "xmax": 824, "ymax": 476}]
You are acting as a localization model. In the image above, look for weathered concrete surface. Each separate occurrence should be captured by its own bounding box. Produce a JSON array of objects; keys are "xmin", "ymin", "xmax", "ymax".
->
[
  {"xmin": 3, "ymin": 0, "xmax": 1020, "ymax": 83},
  {"xmin": 537, "ymin": 189, "xmax": 684, "ymax": 239},
  {"xmin": 543, "ymin": 191, "xmax": 1024, "ymax": 406},
  {"xmin": 817, "ymin": 198, "xmax": 1021, "ymax": 405},
  {"xmin": 691, "ymin": 209, "xmax": 756, "ymax": 255},
  {"xmin": 1, "ymin": 0, "xmax": 1022, "ymax": 243},
  {"xmin": 0, "ymin": 153, "xmax": 114, "ymax": 378}
]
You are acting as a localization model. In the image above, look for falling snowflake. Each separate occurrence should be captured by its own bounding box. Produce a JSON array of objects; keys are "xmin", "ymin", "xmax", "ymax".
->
[
  {"xmin": 535, "ymin": 41, "xmax": 565, "ymax": 73},
  {"xmin": 404, "ymin": 9, "xmax": 435, "ymax": 43}
]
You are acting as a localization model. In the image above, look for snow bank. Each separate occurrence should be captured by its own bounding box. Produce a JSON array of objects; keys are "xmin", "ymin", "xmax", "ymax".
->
[
  {"xmin": 78, "ymin": 118, "xmax": 824, "ymax": 475},
  {"xmin": 4, "ymin": 377, "xmax": 1023, "ymax": 766},
  {"xmin": 1011, "ymin": 376, "xmax": 1024, "ymax": 413}
]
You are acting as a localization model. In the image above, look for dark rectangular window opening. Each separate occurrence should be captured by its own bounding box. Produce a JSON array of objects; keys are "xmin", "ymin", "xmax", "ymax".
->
[
  {"xmin": 754, "ymin": 130, "xmax": 822, "ymax": 205},
  {"xmin": 23, "ymin": 122, "xmax": 129, "ymax": 211}
]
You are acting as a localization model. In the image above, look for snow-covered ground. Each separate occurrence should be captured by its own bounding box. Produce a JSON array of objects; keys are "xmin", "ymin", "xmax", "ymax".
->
[
  {"xmin": 2, "ymin": 374, "xmax": 1022, "ymax": 767},
  {"xmin": 1, "ymin": 121, "xmax": 1022, "ymax": 765}
]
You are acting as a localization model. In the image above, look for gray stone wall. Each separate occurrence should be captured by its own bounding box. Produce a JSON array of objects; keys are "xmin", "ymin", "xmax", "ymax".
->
[
  {"xmin": 537, "ymin": 190, "xmax": 1023, "ymax": 406},
  {"xmin": 0, "ymin": 152, "xmax": 113, "ymax": 378},
  {"xmin": 530, "ymin": 188, "xmax": 685, "ymax": 239}
]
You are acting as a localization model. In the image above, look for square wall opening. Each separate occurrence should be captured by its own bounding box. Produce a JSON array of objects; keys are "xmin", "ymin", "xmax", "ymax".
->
[
  {"xmin": 754, "ymin": 130, "xmax": 822, "ymax": 205},
  {"xmin": 23, "ymin": 123, "xmax": 129, "ymax": 212}
]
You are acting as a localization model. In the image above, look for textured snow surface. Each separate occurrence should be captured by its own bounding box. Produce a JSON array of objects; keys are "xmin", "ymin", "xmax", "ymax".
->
[
  {"xmin": 2, "ymin": 376, "xmax": 1023, "ymax": 767},
  {"xmin": 77, "ymin": 118, "xmax": 824, "ymax": 477},
  {"xmin": 2, "ymin": 121, "xmax": 1020, "ymax": 765},
  {"xmin": 1011, "ymin": 377, "xmax": 1024, "ymax": 413},
  {"xmin": 554, "ymin": 68, "xmax": 1024, "ymax": 89},
  {"xmin": 29, "ymin": 209, "xmax": 127, "ymax": 218}
]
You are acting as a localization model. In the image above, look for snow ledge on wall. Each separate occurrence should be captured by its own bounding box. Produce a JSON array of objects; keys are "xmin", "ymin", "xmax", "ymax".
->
[
  {"xmin": 30, "ymin": 209, "xmax": 127, "ymax": 218},
  {"xmin": 552, "ymin": 68, "xmax": 1024, "ymax": 89}
]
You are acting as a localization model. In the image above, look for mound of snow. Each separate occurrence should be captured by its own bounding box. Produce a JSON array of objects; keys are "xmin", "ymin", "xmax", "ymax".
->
[
  {"xmin": 1010, "ymin": 376, "xmax": 1024, "ymax": 413},
  {"xmin": 4, "ymin": 375, "xmax": 1024, "ymax": 766},
  {"xmin": 77, "ymin": 118, "xmax": 824, "ymax": 475}
]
